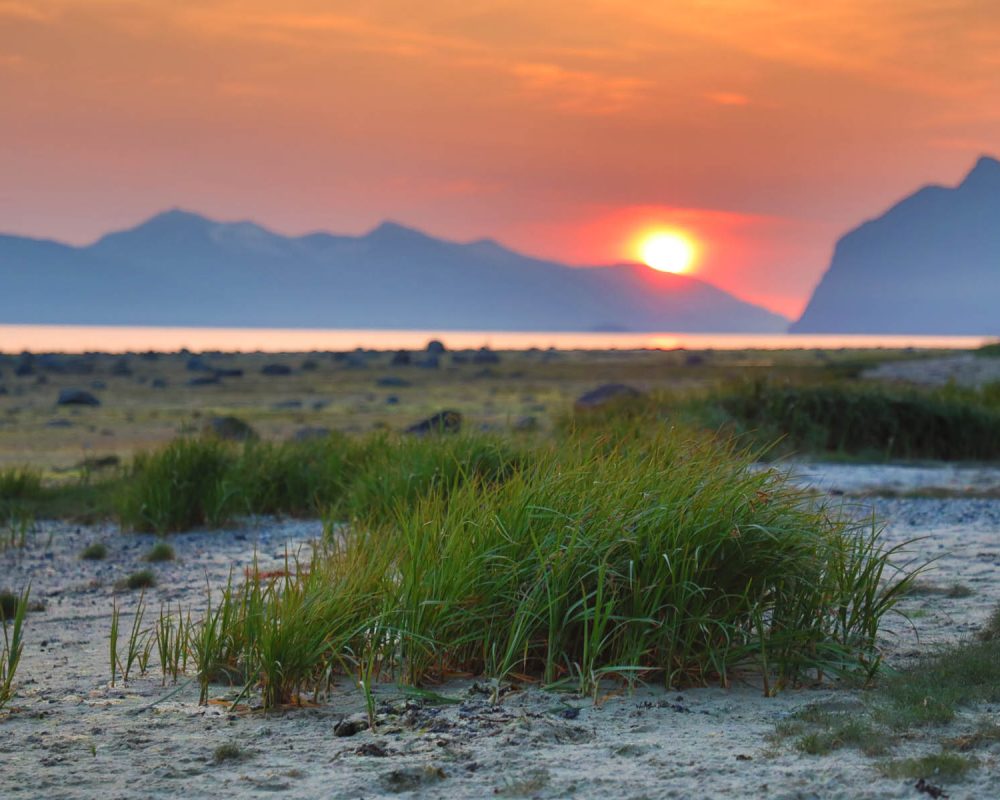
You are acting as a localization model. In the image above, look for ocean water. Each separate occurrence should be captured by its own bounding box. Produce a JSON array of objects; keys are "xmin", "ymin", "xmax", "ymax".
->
[{"xmin": 0, "ymin": 324, "xmax": 991, "ymax": 353}]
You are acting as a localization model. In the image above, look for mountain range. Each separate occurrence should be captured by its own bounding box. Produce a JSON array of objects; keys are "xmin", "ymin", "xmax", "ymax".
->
[
  {"xmin": 0, "ymin": 210, "xmax": 788, "ymax": 332},
  {"xmin": 792, "ymin": 155, "xmax": 1000, "ymax": 334}
]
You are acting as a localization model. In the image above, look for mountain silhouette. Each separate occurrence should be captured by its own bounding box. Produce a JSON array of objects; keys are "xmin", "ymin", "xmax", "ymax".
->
[
  {"xmin": 791, "ymin": 156, "xmax": 1000, "ymax": 334},
  {"xmin": 0, "ymin": 210, "xmax": 788, "ymax": 332}
]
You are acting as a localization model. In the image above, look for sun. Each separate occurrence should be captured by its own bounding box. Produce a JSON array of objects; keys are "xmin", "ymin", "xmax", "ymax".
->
[{"xmin": 638, "ymin": 230, "xmax": 698, "ymax": 274}]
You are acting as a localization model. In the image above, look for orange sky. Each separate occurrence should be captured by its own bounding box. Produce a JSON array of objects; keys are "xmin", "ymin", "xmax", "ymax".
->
[{"xmin": 2, "ymin": 1, "xmax": 1000, "ymax": 318}]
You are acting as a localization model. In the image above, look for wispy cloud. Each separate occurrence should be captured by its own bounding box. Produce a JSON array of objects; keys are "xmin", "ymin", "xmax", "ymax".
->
[
  {"xmin": 510, "ymin": 62, "xmax": 650, "ymax": 115},
  {"xmin": 705, "ymin": 91, "xmax": 750, "ymax": 106},
  {"xmin": 0, "ymin": 1, "xmax": 53, "ymax": 23}
]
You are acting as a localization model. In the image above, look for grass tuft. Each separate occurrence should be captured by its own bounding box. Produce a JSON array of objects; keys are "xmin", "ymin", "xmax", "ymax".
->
[
  {"xmin": 81, "ymin": 542, "xmax": 109, "ymax": 561},
  {"xmin": 121, "ymin": 570, "xmax": 157, "ymax": 591},
  {"xmin": 878, "ymin": 752, "xmax": 977, "ymax": 780},
  {"xmin": 144, "ymin": 541, "xmax": 175, "ymax": 562}
]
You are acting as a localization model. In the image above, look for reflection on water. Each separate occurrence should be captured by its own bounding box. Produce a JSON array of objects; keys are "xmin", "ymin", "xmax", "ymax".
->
[{"xmin": 0, "ymin": 324, "xmax": 990, "ymax": 353}]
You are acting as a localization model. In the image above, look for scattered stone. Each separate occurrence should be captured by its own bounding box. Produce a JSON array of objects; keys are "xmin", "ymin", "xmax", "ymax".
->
[
  {"xmin": 292, "ymin": 426, "xmax": 331, "ymax": 442},
  {"xmin": 390, "ymin": 350, "xmax": 411, "ymax": 366},
  {"xmin": 385, "ymin": 395, "xmax": 399, "ymax": 405},
  {"xmin": 110, "ymin": 358, "xmax": 132, "ymax": 376},
  {"xmin": 260, "ymin": 364, "xmax": 292, "ymax": 376},
  {"xmin": 56, "ymin": 389, "xmax": 100, "ymax": 407},
  {"xmin": 472, "ymin": 347, "xmax": 500, "ymax": 365},
  {"xmin": 377, "ymin": 376, "xmax": 411, "ymax": 388},
  {"xmin": 333, "ymin": 715, "xmax": 370, "ymax": 737},
  {"xmin": 271, "ymin": 400, "xmax": 302, "ymax": 410},
  {"xmin": 380, "ymin": 765, "xmax": 446, "ymax": 794},
  {"xmin": 187, "ymin": 376, "xmax": 219, "ymax": 386},
  {"xmin": 203, "ymin": 415, "xmax": 258, "ymax": 441},
  {"xmin": 404, "ymin": 410, "xmax": 462, "ymax": 436},
  {"xmin": 574, "ymin": 383, "xmax": 643, "ymax": 411},
  {"xmin": 356, "ymin": 742, "xmax": 393, "ymax": 757},
  {"xmin": 186, "ymin": 355, "xmax": 213, "ymax": 372},
  {"xmin": 214, "ymin": 368, "xmax": 244, "ymax": 379}
]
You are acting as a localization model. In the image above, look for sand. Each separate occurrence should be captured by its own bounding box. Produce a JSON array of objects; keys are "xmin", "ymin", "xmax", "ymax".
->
[{"xmin": 2, "ymin": 464, "xmax": 1000, "ymax": 799}]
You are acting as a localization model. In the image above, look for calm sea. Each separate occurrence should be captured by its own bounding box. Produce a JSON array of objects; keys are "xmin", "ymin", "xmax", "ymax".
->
[{"xmin": 0, "ymin": 325, "xmax": 991, "ymax": 353}]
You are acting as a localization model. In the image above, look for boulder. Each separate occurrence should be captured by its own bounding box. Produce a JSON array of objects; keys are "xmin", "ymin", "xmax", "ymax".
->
[
  {"xmin": 203, "ymin": 415, "xmax": 258, "ymax": 441},
  {"xmin": 260, "ymin": 363, "xmax": 292, "ymax": 376},
  {"xmin": 574, "ymin": 383, "xmax": 643, "ymax": 411},
  {"xmin": 390, "ymin": 350, "xmax": 412, "ymax": 366},
  {"xmin": 426, "ymin": 340, "xmax": 446, "ymax": 355},
  {"xmin": 472, "ymin": 347, "xmax": 501, "ymax": 365},
  {"xmin": 187, "ymin": 375, "xmax": 220, "ymax": 386},
  {"xmin": 404, "ymin": 410, "xmax": 462, "ymax": 436},
  {"xmin": 376, "ymin": 376, "xmax": 412, "ymax": 388},
  {"xmin": 57, "ymin": 389, "xmax": 100, "ymax": 407}
]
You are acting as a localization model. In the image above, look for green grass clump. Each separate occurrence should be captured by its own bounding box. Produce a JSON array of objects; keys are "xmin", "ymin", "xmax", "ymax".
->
[
  {"xmin": 145, "ymin": 541, "xmax": 175, "ymax": 562},
  {"xmin": 1, "ymin": 586, "xmax": 28, "ymax": 711},
  {"xmin": 81, "ymin": 542, "xmax": 109, "ymax": 560},
  {"xmin": 0, "ymin": 467, "xmax": 43, "ymax": 501},
  {"xmin": 121, "ymin": 569, "xmax": 157, "ymax": 591},
  {"xmin": 878, "ymin": 752, "xmax": 977, "ymax": 780},
  {"xmin": 227, "ymin": 434, "xmax": 370, "ymax": 518},
  {"xmin": 878, "ymin": 638, "xmax": 1000, "ymax": 728},
  {"xmin": 715, "ymin": 380, "xmax": 1000, "ymax": 460},
  {"xmin": 164, "ymin": 427, "xmax": 914, "ymax": 709},
  {"xmin": 342, "ymin": 434, "xmax": 523, "ymax": 526},
  {"xmin": 0, "ymin": 591, "xmax": 18, "ymax": 621},
  {"xmin": 212, "ymin": 743, "xmax": 249, "ymax": 764},
  {"xmin": 117, "ymin": 438, "xmax": 236, "ymax": 533}
]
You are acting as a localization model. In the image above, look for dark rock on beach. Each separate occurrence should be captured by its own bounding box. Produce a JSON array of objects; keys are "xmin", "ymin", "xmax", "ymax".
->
[
  {"xmin": 260, "ymin": 363, "xmax": 292, "ymax": 376},
  {"xmin": 405, "ymin": 410, "xmax": 462, "ymax": 435},
  {"xmin": 574, "ymin": 383, "xmax": 643, "ymax": 410},
  {"xmin": 472, "ymin": 347, "xmax": 501, "ymax": 365},
  {"xmin": 204, "ymin": 415, "xmax": 258, "ymax": 441},
  {"xmin": 376, "ymin": 376, "xmax": 411, "ymax": 388},
  {"xmin": 56, "ymin": 389, "xmax": 100, "ymax": 407}
]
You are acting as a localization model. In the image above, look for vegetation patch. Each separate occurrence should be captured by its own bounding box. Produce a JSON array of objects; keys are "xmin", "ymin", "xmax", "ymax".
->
[
  {"xmin": 129, "ymin": 427, "xmax": 915, "ymax": 710},
  {"xmin": 878, "ymin": 752, "xmax": 977, "ymax": 780},
  {"xmin": 0, "ymin": 587, "xmax": 28, "ymax": 712},
  {"xmin": 144, "ymin": 541, "xmax": 175, "ymax": 562},
  {"xmin": 80, "ymin": 542, "xmax": 109, "ymax": 561}
]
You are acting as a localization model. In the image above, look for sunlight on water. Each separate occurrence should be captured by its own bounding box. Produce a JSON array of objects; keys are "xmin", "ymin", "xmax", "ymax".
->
[{"xmin": 0, "ymin": 325, "xmax": 990, "ymax": 353}]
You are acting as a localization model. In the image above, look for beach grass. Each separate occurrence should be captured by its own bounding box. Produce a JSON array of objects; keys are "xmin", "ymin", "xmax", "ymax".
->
[
  {"xmin": 0, "ymin": 586, "xmax": 29, "ymax": 711},
  {"xmin": 137, "ymin": 425, "xmax": 916, "ymax": 709}
]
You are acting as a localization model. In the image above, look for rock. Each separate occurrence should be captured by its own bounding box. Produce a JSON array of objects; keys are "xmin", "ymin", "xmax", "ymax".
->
[
  {"xmin": 214, "ymin": 368, "xmax": 244, "ymax": 378},
  {"xmin": 14, "ymin": 357, "xmax": 34, "ymax": 377},
  {"xmin": 57, "ymin": 389, "xmax": 100, "ymax": 407},
  {"xmin": 376, "ymin": 376, "xmax": 411, "ymax": 388},
  {"xmin": 292, "ymin": 426, "xmax": 331, "ymax": 442},
  {"xmin": 110, "ymin": 358, "xmax": 132, "ymax": 376},
  {"xmin": 260, "ymin": 364, "xmax": 292, "ymax": 376},
  {"xmin": 204, "ymin": 415, "xmax": 258, "ymax": 441},
  {"xmin": 472, "ymin": 347, "xmax": 501, "ymax": 365},
  {"xmin": 380, "ymin": 766, "xmax": 446, "ymax": 793},
  {"xmin": 333, "ymin": 714, "xmax": 370, "ymax": 737},
  {"xmin": 300, "ymin": 359, "xmax": 319, "ymax": 371},
  {"xmin": 404, "ymin": 410, "xmax": 462, "ymax": 435},
  {"xmin": 426, "ymin": 340, "xmax": 446, "ymax": 355},
  {"xmin": 271, "ymin": 400, "xmax": 302, "ymax": 410},
  {"xmin": 150, "ymin": 378, "xmax": 168, "ymax": 389},
  {"xmin": 390, "ymin": 350, "xmax": 411, "ymax": 366},
  {"xmin": 450, "ymin": 353, "xmax": 470, "ymax": 364},
  {"xmin": 187, "ymin": 375, "xmax": 219, "ymax": 386},
  {"xmin": 90, "ymin": 381, "xmax": 107, "ymax": 390},
  {"xmin": 574, "ymin": 383, "xmax": 643, "ymax": 411},
  {"xmin": 684, "ymin": 353, "xmax": 705, "ymax": 367},
  {"xmin": 343, "ymin": 352, "xmax": 369, "ymax": 369},
  {"xmin": 385, "ymin": 395, "xmax": 399, "ymax": 405},
  {"xmin": 46, "ymin": 419, "xmax": 74, "ymax": 428},
  {"xmin": 186, "ymin": 355, "xmax": 213, "ymax": 372}
]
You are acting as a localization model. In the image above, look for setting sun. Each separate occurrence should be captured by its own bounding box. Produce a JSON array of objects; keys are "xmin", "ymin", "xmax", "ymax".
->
[{"xmin": 638, "ymin": 231, "xmax": 699, "ymax": 274}]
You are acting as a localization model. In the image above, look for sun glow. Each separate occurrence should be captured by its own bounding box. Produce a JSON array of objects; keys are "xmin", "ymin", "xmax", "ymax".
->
[{"xmin": 637, "ymin": 230, "xmax": 699, "ymax": 274}]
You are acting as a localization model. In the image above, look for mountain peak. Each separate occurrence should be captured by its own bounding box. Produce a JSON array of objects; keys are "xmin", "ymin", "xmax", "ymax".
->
[
  {"xmin": 959, "ymin": 154, "xmax": 1000, "ymax": 191},
  {"xmin": 364, "ymin": 220, "xmax": 436, "ymax": 245}
]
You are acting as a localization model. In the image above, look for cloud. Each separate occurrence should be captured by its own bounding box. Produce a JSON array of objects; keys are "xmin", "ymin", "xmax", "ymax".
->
[
  {"xmin": 0, "ymin": 1, "xmax": 52, "ymax": 22},
  {"xmin": 510, "ymin": 61, "xmax": 649, "ymax": 115}
]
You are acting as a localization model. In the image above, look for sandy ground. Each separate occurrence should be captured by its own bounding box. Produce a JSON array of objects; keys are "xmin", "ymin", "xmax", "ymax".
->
[
  {"xmin": 2, "ymin": 465, "xmax": 1000, "ymax": 799},
  {"xmin": 863, "ymin": 353, "xmax": 1000, "ymax": 388}
]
